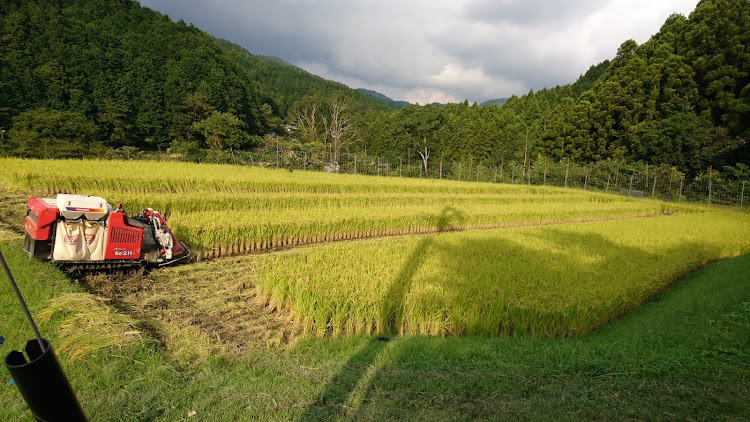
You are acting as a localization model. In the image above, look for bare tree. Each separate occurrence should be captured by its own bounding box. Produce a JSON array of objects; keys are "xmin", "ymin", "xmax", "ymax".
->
[
  {"xmin": 291, "ymin": 93, "xmax": 357, "ymax": 167},
  {"xmin": 292, "ymin": 96, "xmax": 326, "ymax": 146},
  {"xmin": 325, "ymin": 93, "xmax": 357, "ymax": 165},
  {"xmin": 410, "ymin": 133, "xmax": 431, "ymax": 175}
]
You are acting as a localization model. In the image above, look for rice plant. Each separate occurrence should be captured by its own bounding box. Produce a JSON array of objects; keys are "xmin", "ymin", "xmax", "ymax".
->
[
  {"xmin": 253, "ymin": 211, "xmax": 750, "ymax": 337},
  {"xmin": 0, "ymin": 158, "xmax": 703, "ymax": 258}
]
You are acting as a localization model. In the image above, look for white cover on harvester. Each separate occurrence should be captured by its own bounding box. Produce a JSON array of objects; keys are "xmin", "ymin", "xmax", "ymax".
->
[
  {"xmin": 53, "ymin": 221, "xmax": 90, "ymax": 261},
  {"xmin": 84, "ymin": 221, "xmax": 106, "ymax": 260},
  {"xmin": 56, "ymin": 194, "xmax": 110, "ymax": 220}
]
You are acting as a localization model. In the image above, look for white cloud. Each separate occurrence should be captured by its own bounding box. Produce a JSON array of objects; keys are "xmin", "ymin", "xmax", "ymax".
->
[
  {"xmin": 139, "ymin": 0, "xmax": 700, "ymax": 103},
  {"xmin": 404, "ymin": 88, "xmax": 458, "ymax": 105}
]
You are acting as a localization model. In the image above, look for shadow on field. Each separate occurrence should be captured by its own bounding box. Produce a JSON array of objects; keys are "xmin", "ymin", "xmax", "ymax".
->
[
  {"xmin": 419, "ymin": 227, "xmax": 717, "ymax": 336},
  {"xmin": 298, "ymin": 207, "xmax": 463, "ymax": 420},
  {"xmin": 299, "ymin": 215, "xmax": 723, "ymax": 420}
]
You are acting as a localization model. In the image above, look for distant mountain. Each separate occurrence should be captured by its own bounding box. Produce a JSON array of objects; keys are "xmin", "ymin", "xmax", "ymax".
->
[
  {"xmin": 218, "ymin": 40, "xmax": 390, "ymax": 118},
  {"xmin": 480, "ymin": 98, "xmax": 509, "ymax": 107},
  {"xmin": 356, "ymin": 89, "xmax": 410, "ymax": 109}
]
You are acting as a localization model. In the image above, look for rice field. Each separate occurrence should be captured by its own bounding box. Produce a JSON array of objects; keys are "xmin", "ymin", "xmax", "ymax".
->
[
  {"xmin": 1, "ymin": 157, "xmax": 746, "ymax": 340},
  {"xmin": 253, "ymin": 212, "xmax": 750, "ymax": 337},
  {"xmin": 0, "ymin": 158, "xmax": 694, "ymax": 258}
]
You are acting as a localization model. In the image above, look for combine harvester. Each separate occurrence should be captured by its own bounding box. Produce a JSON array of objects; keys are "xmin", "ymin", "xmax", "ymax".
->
[{"xmin": 22, "ymin": 194, "xmax": 189, "ymax": 270}]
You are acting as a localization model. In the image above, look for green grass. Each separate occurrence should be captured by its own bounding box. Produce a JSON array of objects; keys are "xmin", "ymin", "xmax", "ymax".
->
[
  {"xmin": 0, "ymin": 240, "xmax": 181, "ymax": 421},
  {"xmin": 1, "ymin": 236, "xmax": 748, "ymax": 421}
]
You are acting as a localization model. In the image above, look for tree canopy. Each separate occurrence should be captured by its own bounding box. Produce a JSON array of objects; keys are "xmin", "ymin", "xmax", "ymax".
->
[{"xmin": 0, "ymin": 0, "xmax": 265, "ymax": 152}]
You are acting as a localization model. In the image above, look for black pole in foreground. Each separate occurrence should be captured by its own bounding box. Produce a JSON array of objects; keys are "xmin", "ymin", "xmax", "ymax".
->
[{"xmin": 1, "ymin": 251, "xmax": 87, "ymax": 422}]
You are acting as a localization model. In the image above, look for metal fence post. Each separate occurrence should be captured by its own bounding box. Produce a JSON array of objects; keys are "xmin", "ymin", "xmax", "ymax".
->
[
  {"xmin": 528, "ymin": 163, "xmax": 532, "ymax": 185},
  {"xmin": 651, "ymin": 175, "xmax": 657, "ymax": 198},
  {"xmin": 629, "ymin": 175, "xmax": 634, "ymax": 197},
  {"xmin": 584, "ymin": 168, "xmax": 589, "ymax": 190},
  {"xmin": 708, "ymin": 166, "xmax": 713, "ymax": 205},
  {"xmin": 741, "ymin": 180, "xmax": 746, "ymax": 208},
  {"xmin": 669, "ymin": 167, "xmax": 674, "ymax": 192},
  {"xmin": 606, "ymin": 173, "xmax": 611, "ymax": 193}
]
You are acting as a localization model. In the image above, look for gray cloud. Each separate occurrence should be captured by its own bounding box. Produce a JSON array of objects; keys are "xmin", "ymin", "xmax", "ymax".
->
[
  {"xmin": 139, "ymin": 0, "xmax": 699, "ymax": 104},
  {"xmin": 462, "ymin": 0, "xmax": 606, "ymax": 26}
]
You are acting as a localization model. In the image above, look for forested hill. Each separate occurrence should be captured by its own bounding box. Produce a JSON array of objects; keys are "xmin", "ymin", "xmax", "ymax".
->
[
  {"xmin": 0, "ymin": 0, "xmax": 747, "ymax": 176},
  {"xmin": 0, "ymin": 0, "xmax": 271, "ymax": 154},
  {"xmin": 218, "ymin": 40, "xmax": 391, "ymax": 117},
  {"xmin": 0, "ymin": 0, "xmax": 385, "ymax": 158},
  {"xmin": 480, "ymin": 98, "xmax": 509, "ymax": 107},
  {"xmin": 356, "ymin": 89, "xmax": 410, "ymax": 109},
  {"xmin": 503, "ymin": 0, "xmax": 749, "ymax": 174}
]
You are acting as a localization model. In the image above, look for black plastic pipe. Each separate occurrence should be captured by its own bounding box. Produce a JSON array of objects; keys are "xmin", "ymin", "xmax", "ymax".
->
[
  {"xmin": 1, "ymin": 250, "xmax": 87, "ymax": 421},
  {"xmin": 5, "ymin": 339, "xmax": 87, "ymax": 421}
]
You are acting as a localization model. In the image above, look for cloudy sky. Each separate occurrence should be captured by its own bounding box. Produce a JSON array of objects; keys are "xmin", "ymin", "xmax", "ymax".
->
[{"xmin": 139, "ymin": 0, "xmax": 699, "ymax": 104}]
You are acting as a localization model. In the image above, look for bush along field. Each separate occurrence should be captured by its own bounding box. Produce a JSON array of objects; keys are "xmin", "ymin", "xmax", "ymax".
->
[{"xmin": 0, "ymin": 158, "xmax": 748, "ymax": 420}]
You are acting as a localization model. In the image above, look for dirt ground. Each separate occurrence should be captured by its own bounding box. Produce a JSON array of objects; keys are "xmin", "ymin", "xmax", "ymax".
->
[{"xmin": 79, "ymin": 257, "xmax": 298, "ymax": 361}]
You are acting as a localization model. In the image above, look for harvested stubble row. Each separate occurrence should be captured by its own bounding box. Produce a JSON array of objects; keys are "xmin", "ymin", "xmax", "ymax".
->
[
  {"xmin": 0, "ymin": 158, "xmax": 700, "ymax": 258},
  {"xmin": 254, "ymin": 211, "xmax": 750, "ymax": 338}
]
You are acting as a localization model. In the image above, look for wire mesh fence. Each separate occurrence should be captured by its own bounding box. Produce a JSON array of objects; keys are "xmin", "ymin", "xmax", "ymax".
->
[{"xmin": 237, "ymin": 147, "xmax": 748, "ymax": 209}]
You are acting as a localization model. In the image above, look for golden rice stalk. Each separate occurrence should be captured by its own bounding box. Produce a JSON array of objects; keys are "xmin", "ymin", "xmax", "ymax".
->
[{"xmin": 36, "ymin": 293, "xmax": 145, "ymax": 361}]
